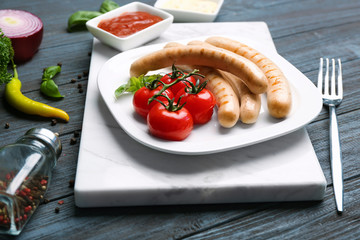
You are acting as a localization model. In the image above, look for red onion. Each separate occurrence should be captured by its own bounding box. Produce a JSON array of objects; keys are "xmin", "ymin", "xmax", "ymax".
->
[{"xmin": 0, "ymin": 9, "xmax": 43, "ymax": 63}]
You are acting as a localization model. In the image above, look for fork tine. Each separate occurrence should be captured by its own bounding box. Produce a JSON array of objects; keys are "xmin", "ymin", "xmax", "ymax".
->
[
  {"xmin": 331, "ymin": 59, "xmax": 336, "ymax": 95},
  {"xmin": 317, "ymin": 58, "xmax": 323, "ymax": 92},
  {"xmin": 337, "ymin": 59, "xmax": 343, "ymax": 98},
  {"xmin": 324, "ymin": 58, "xmax": 330, "ymax": 95}
]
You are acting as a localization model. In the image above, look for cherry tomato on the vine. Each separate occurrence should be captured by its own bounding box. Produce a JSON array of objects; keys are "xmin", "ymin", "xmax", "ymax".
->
[
  {"xmin": 176, "ymin": 88, "xmax": 216, "ymax": 124},
  {"xmin": 133, "ymin": 86, "xmax": 174, "ymax": 119},
  {"xmin": 160, "ymin": 72, "xmax": 197, "ymax": 95},
  {"xmin": 147, "ymin": 102, "xmax": 193, "ymax": 141}
]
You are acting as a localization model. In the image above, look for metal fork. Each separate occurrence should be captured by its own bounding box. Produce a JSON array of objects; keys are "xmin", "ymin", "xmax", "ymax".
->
[{"xmin": 317, "ymin": 58, "xmax": 343, "ymax": 212}]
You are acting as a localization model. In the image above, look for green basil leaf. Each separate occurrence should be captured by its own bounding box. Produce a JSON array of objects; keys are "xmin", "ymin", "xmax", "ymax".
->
[
  {"xmin": 67, "ymin": 11, "xmax": 102, "ymax": 32},
  {"xmin": 43, "ymin": 66, "xmax": 61, "ymax": 79},
  {"xmin": 142, "ymin": 74, "xmax": 163, "ymax": 85},
  {"xmin": 41, "ymin": 65, "xmax": 64, "ymax": 98},
  {"xmin": 128, "ymin": 76, "xmax": 142, "ymax": 91},
  {"xmin": 114, "ymin": 77, "xmax": 140, "ymax": 98},
  {"xmin": 114, "ymin": 74, "xmax": 162, "ymax": 99},
  {"xmin": 100, "ymin": 0, "xmax": 119, "ymax": 13},
  {"xmin": 114, "ymin": 84, "xmax": 128, "ymax": 98},
  {"xmin": 41, "ymin": 79, "xmax": 64, "ymax": 98}
]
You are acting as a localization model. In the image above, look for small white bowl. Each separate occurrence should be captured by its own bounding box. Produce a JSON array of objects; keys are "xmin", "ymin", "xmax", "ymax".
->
[
  {"xmin": 154, "ymin": 0, "xmax": 224, "ymax": 22},
  {"xmin": 86, "ymin": 2, "xmax": 173, "ymax": 51}
]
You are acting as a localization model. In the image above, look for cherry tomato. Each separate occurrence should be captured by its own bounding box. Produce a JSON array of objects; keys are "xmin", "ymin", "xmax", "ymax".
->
[
  {"xmin": 147, "ymin": 103, "xmax": 193, "ymax": 141},
  {"xmin": 160, "ymin": 73, "xmax": 197, "ymax": 95},
  {"xmin": 176, "ymin": 88, "xmax": 216, "ymax": 124},
  {"xmin": 133, "ymin": 86, "xmax": 174, "ymax": 118}
]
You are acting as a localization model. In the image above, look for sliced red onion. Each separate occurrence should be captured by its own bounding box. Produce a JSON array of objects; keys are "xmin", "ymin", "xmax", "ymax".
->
[{"xmin": 0, "ymin": 9, "xmax": 43, "ymax": 63}]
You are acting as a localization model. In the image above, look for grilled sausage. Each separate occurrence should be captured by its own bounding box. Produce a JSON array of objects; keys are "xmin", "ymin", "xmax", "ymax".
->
[
  {"xmin": 130, "ymin": 44, "xmax": 268, "ymax": 94},
  {"xmin": 206, "ymin": 36, "xmax": 292, "ymax": 118}
]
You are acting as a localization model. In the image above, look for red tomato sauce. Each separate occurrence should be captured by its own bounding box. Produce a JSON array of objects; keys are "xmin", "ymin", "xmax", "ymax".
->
[{"xmin": 97, "ymin": 11, "xmax": 163, "ymax": 37}]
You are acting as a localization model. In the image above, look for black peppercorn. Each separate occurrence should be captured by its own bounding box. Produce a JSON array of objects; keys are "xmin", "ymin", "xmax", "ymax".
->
[
  {"xmin": 68, "ymin": 179, "xmax": 75, "ymax": 188},
  {"xmin": 51, "ymin": 119, "xmax": 57, "ymax": 126},
  {"xmin": 74, "ymin": 130, "xmax": 80, "ymax": 138},
  {"xmin": 70, "ymin": 138, "xmax": 77, "ymax": 145}
]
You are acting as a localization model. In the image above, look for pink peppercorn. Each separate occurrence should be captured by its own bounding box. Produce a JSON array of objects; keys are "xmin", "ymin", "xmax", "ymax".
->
[
  {"xmin": 24, "ymin": 205, "xmax": 32, "ymax": 213},
  {"xmin": 40, "ymin": 179, "xmax": 48, "ymax": 185},
  {"xmin": 19, "ymin": 190, "xmax": 27, "ymax": 197}
]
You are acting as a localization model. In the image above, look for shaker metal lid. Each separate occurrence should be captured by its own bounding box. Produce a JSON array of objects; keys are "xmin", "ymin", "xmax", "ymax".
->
[{"xmin": 25, "ymin": 128, "xmax": 62, "ymax": 158}]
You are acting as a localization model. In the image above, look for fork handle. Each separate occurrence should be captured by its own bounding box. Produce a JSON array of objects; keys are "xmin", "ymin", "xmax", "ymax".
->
[{"xmin": 329, "ymin": 104, "xmax": 344, "ymax": 212}]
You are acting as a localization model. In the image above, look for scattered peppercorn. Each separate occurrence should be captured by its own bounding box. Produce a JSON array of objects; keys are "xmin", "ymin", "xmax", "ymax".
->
[
  {"xmin": 4, "ymin": 123, "xmax": 10, "ymax": 129},
  {"xmin": 83, "ymin": 71, "xmax": 89, "ymax": 77},
  {"xmin": 70, "ymin": 137, "xmax": 77, "ymax": 145},
  {"xmin": 77, "ymin": 83, "xmax": 82, "ymax": 89},
  {"xmin": 43, "ymin": 198, "xmax": 50, "ymax": 204},
  {"xmin": 71, "ymin": 78, "xmax": 77, "ymax": 83},
  {"xmin": 51, "ymin": 119, "xmax": 57, "ymax": 126},
  {"xmin": 74, "ymin": 130, "xmax": 80, "ymax": 138},
  {"xmin": 77, "ymin": 74, "xmax": 82, "ymax": 79},
  {"xmin": 68, "ymin": 179, "xmax": 75, "ymax": 188},
  {"xmin": 57, "ymin": 62, "xmax": 62, "ymax": 67},
  {"xmin": 54, "ymin": 207, "xmax": 60, "ymax": 213},
  {"xmin": 79, "ymin": 88, "xmax": 84, "ymax": 93}
]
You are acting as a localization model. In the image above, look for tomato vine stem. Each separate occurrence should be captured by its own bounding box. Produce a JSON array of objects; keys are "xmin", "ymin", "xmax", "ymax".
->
[{"xmin": 147, "ymin": 65, "xmax": 204, "ymax": 107}]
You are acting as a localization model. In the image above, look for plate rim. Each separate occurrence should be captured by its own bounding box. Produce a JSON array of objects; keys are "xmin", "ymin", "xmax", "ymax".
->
[{"xmin": 97, "ymin": 36, "xmax": 322, "ymax": 155}]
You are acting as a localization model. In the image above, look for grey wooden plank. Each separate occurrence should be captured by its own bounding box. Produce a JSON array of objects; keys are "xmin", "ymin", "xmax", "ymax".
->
[
  {"xmin": 218, "ymin": 0, "xmax": 360, "ymax": 37},
  {"xmin": 1, "ymin": 0, "xmax": 360, "ymax": 239},
  {"xmin": 11, "ymin": 176, "xmax": 360, "ymax": 240},
  {"xmin": 183, "ymin": 178, "xmax": 360, "ymax": 240},
  {"xmin": 0, "ymin": 80, "xmax": 86, "ymax": 137},
  {"xmin": 307, "ymin": 110, "xmax": 360, "ymax": 184},
  {"xmin": 10, "ymin": 109, "xmax": 360, "ymax": 239},
  {"xmin": 0, "ymin": 41, "xmax": 92, "ymax": 91},
  {"xmin": 3, "ymin": 0, "xmax": 360, "ymax": 52},
  {"xmin": 7, "ymin": 195, "xmax": 286, "ymax": 240}
]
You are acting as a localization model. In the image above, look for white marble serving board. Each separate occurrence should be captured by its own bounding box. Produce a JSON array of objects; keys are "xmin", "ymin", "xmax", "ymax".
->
[{"xmin": 74, "ymin": 22, "xmax": 327, "ymax": 207}]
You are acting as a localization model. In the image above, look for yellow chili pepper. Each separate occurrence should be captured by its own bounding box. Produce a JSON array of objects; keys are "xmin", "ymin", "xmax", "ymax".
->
[{"xmin": 5, "ymin": 68, "xmax": 69, "ymax": 122}]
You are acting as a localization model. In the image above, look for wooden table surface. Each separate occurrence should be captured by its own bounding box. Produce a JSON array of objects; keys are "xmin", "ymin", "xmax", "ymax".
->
[{"xmin": 1, "ymin": 0, "xmax": 360, "ymax": 239}]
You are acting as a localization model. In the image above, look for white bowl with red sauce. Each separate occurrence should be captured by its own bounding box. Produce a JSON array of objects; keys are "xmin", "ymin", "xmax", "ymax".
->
[{"xmin": 86, "ymin": 2, "xmax": 173, "ymax": 51}]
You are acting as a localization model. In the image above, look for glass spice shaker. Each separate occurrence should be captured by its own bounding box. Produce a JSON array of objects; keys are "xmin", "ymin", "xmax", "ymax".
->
[{"xmin": 0, "ymin": 128, "xmax": 61, "ymax": 236}]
